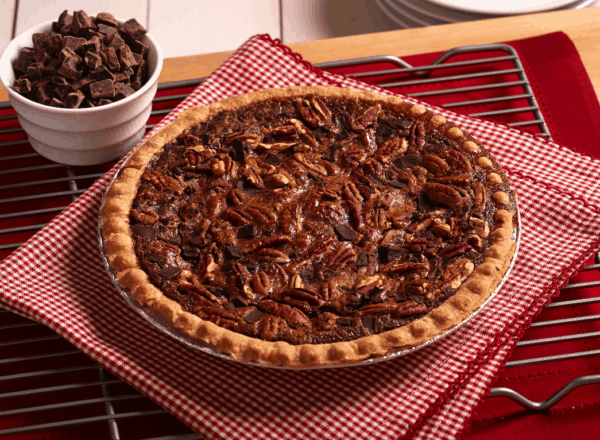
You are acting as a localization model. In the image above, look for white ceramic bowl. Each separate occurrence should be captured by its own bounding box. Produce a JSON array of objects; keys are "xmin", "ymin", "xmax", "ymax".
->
[{"xmin": 0, "ymin": 19, "xmax": 163, "ymax": 165}]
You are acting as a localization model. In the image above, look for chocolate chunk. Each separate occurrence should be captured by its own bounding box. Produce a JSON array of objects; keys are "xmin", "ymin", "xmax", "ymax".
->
[
  {"xmin": 146, "ymin": 254, "xmax": 167, "ymax": 265},
  {"xmin": 337, "ymin": 318, "xmax": 354, "ymax": 327},
  {"xmin": 244, "ymin": 309, "xmax": 265, "ymax": 323},
  {"xmin": 13, "ymin": 78, "xmax": 32, "ymax": 94},
  {"xmin": 237, "ymin": 224, "xmax": 255, "ymax": 239},
  {"xmin": 98, "ymin": 23, "xmax": 119, "ymax": 37},
  {"xmin": 314, "ymin": 127, "xmax": 328, "ymax": 140},
  {"xmin": 96, "ymin": 12, "xmax": 118, "ymax": 27},
  {"xmin": 102, "ymin": 47, "xmax": 120, "ymax": 71},
  {"xmin": 47, "ymin": 34, "xmax": 63, "ymax": 56},
  {"xmin": 379, "ymin": 245, "xmax": 407, "ymax": 263},
  {"xmin": 422, "ymin": 143, "xmax": 444, "ymax": 154},
  {"xmin": 127, "ymin": 38, "xmax": 149, "ymax": 57},
  {"xmin": 236, "ymin": 179, "xmax": 256, "ymax": 197},
  {"xmin": 263, "ymin": 152, "xmax": 282, "ymax": 166},
  {"xmin": 361, "ymin": 317, "xmax": 376, "ymax": 330},
  {"xmin": 34, "ymin": 48, "xmax": 53, "ymax": 65},
  {"xmin": 107, "ymin": 34, "xmax": 126, "ymax": 50},
  {"xmin": 223, "ymin": 302, "xmax": 236, "ymax": 311},
  {"xmin": 356, "ymin": 252, "xmax": 368, "ymax": 267},
  {"xmin": 158, "ymin": 228, "xmax": 182, "ymax": 245},
  {"xmin": 118, "ymin": 45, "xmax": 137, "ymax": 69},
  {"xmin": 32, "ymin": 33, "xmax": 49, "ymax": 51},
  {"xmin": 132, "ymin": 224, "xmax": 157, "ymax": 239},
  {"xmin": 225, "ymin": 245, "xmax": 243, "ymax": 260},
  {"xmin": 156, "ymin": 265, "xmax": 180, "ymax": 279},
  {"xmin": 58, "ymin": 10, "xmax": 72, "ymax": 28},
  {"xmin": 388, "ymin": 180, "xmax": 407, "ymax": 189},
  {"xmin": 114, "ymin": 68, "xmax": 134, "ymax": 82},
  {"xmin": 36, "ymin": 85, "xmax": 53, "ymax": 105},
  {"xmin": 90, "ymin": 79, "xmax": 115, "ymax": 98},
  {"xmin": 375, "ymin": 123, "xmax": 394, "ymax": 144},
  {"xmin": 122, "ymin": 18, "xmax": 147, "ymax": 40},
  {"xmin": 52, "ymin": 76, "xmax": 70, "ymax": 86},
  {"xmin": 179, "ymin": 223, "xmax": 193, "ymax": 232},
  {"xmin": 71, "ymin": 75, "xmax": 94, "ymax": 91},
  {"xmin": 182, "ymin": 251, "xmax": 199, "ymax": 259},
  {"xmin": 14, "ymin": 47, "xmax": 35, "ymax": 72},
  {"xmin": 54, "ymin": 84, "xmax": 73, "ymax": 100},
  {"xmin": 115, "ymin": 85, "xmax": 136, "ymax": 100},
  {"xmin": 230, "ymin": 139, "xmax": 245, "ymax": 162},
  {"xmin": 231, "ymin": 298, "xmax": 246, "ymax": 308},
  {"xmin": 368, "ymin": 175, "xmax": 384, "ymax": 187},
  {"xmin": 72, "ymin": 10, "xmax": 92, "ymax": 37},
  {"xmin": 386, "ymin": 117, "xmax": 413, "ymax": 129},
  {"xmin": 57, "ymin": 57, "xmax": 82, "ymax": 81},
  {"xmin": 91, "ymin": 65, "xmax": 115, "ymax": 81},
  {"xmin": 98, "ymin": 98, "xmax": 113, "ymax": 106},
  {"xmin": 299, "ymin": 269, "xmax": 315, "ymax": 279},
  {"xmin": 357, "ymin": 233, "xmax": 369, "ymax": 247},
  {"xmin": 26, "ymin": 63, "xmax": 43, "ymax": 81},
  {"xmin": 82, "ymin": 36, "xmax": 101, "ymax": 54},
  {"xmin": 85, "ymin": 51, "xmax": 102, "ymax": 69},
  {"xmin": 334, "ymin": 225, "xmax": 355, "ymax": 242},
  {"xmin": 395, "ymin": 154, "xmax": 423, "ymax": 169},
  {"xmin": 50, "ymin": 98, "xmax": 65, "ymax": 108},
  {"xmin": 62, "ymin": 36, "xmax": 86, "ymax": 54},
  {"xmin": 189, "ymin": 236, "xmax": 206, "ymax": 246}
]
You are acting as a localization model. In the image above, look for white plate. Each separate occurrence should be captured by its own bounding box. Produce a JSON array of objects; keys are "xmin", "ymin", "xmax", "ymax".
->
[{"xmin": 422, "ymin": 0, "xmax": 580, "ymax": 15}]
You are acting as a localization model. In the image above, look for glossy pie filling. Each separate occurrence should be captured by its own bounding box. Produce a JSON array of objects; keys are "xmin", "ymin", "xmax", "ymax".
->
[{"xmin": 128, "ymin": 95, "xmax": 514, "ymax": 345}]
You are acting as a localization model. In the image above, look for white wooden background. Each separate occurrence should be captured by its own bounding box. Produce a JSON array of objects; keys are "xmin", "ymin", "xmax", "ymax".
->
[{"xmin": 0, "ymin": 0, "xmax": 400, "ymax": 60}]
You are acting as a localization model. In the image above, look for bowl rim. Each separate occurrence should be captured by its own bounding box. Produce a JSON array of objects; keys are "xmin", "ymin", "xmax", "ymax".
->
[{"xmin": 0, "ymin": 18, "xmax": 164, "ymax": 114}]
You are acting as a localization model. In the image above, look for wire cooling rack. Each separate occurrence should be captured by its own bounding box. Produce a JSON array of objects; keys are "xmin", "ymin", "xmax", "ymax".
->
[{"xmin": 1, "ymin": 43, "xmax": 599, "ymax": 439}]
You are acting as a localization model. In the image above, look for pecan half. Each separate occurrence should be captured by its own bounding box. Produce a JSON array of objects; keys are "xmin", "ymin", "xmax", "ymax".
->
[
  {"xmin": 423, "ymin": 183, "xmax": 463, "ymax": 212},
  {"xmin": 422, "ymin": 154, "xmax": 450, "ymax": 175},
  {"xmin": 254, "ymin": 249, "xmax": 291, "ymax": 264},
  {"xmin": 393, "ymin": 301, "xmax": 427, "ymax": 318},
  {"xmin": 258, "ymin": 300, "xmax": 310, "ymax": 328},
  {"xmin": 350, "ymin": 104, "xmax": 381, "ymax": 132}
]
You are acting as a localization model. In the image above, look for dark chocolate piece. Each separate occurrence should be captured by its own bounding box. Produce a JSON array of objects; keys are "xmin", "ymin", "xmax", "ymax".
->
[
  {"xmin": 62, "ymin": 36, "xmax": 86, "ymax": 54},
  {"xmin": 122, "ymin": 18, "xmax": 147, "ymax": 39},
  {"xmin": 115, "ymin": 85, "xmax": 136, "ymax": 100},
  {"xmin": 90, "ymin": 79, "xmax": 115, "ymax": 98},
  {"xmin": 132, "ymin": 224, "xmax": 157, "ymax": 239},
  {"xmin": 237, "ymin": 224, "xmax": 255, "ymax": 239},
  {"xmin": 225, "ymin": 245, "xmax": 243, "ymax": 260},
  {"xmin": 386, "ymin": 117, "xmax": 413, "ymax": 129},
  {"xmin": 13, "ymin": 78, "xmax": 32, "ymax": 94},
  {"xmin": 356, "ymin": 252, "xmax": 368, "ymax": 267},
  {"xmin": 32, "ymin": 33, "xmax": 49, "ymax": 51},
  {"xmin": 378, "ymin": 245, "xmax": 407, "ymax": 263},
  {"xmin": 337, "ymin": 318, "xmax": 353, "ymax": 327},
  {"xmin": 263, "ymin": 152, "xmax": 282, "ymax": 166},
  {"xmin": 156, "ymin": 265, "xmax": 180, "ymax": 279},
  {"xmin": 244, "ymin": 309, "xmax": 265, "ymax": 323},
  {"xmin": 118, "ymin": 45, "xmax": 137, "ymax": 69},
  {"xmin": 388, "ymin": 180, "xmax": 407, "ymax": 189},
  {"xmin": 334, "ymin": 225, "xmax": 355, "ymax": 242},
  {"xmin": 394, "ymin": 154, "xmax": 423, "ymax": 169},
  {"xmin": 95, "ymin": 12, "xmax": 118, "ymax": 27},
  {"xmin": 49, "ymin": 98, "xmax": 65, "ymax": 108},
  {"xmin": 102, "ymin": 47, "xmax": 120, "ymax": 71},
  {"xmin": 146, "ymin": 254, "xmax": 168, "ymax": 265},
  {"xmin": 72, "ymin": 10, "xmax": 92, "ymax": 37},
  {"xmin": 91, "ymin": 65, "xmax": 115, "ymax": 81},
  {"xmin": 14, "ymin": 47, "xmax": 35, "ymax": 72},
  {"xmin": 84, "ymin": 51, "xmax": 102, "ymax": 69},
  {"xmin": 361, "ymin": 317, "xmax": 376, "ymax": 330},
  {"xmin": 83, "ymin": 36, "xmax": 102, "ymax": 53}
]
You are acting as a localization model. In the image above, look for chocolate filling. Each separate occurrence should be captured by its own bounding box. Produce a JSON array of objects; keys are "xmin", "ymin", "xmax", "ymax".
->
[{"xmin": 129, "ymin": 95, "xmax": 513, "ymax": 345}]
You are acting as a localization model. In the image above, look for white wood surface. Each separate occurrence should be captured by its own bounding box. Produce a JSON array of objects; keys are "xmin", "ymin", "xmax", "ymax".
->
[
  {"xmin": 148, "ymin": 0, "xmax": 280, "ymax": 58},
  {"xmin": 0, "ymin": 0, "xmax": 17, "ymax": 55},
  {"xmin": 15, "ymin": 0, "xmax": 148, "ymax": 36},
  {"xmin": 281, "ymin": 0, "xmax": 399, "ymax": 44}
]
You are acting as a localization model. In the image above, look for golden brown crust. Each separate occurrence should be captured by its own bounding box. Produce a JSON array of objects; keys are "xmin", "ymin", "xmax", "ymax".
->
[{"xmin": 101, "ymin": 86, "xmax": 518, "ymax": 368}]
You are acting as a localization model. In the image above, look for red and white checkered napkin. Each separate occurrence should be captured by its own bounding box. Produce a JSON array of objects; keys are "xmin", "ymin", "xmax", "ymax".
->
[{"xmin": 2, "ymin": 35, "xmax": 600, "ymax": 440}]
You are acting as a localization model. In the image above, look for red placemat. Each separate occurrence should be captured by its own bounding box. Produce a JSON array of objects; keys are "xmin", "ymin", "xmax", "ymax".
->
[{"xmin": 2, "ymin": 33, "xmax": 600, "ymax": 440}]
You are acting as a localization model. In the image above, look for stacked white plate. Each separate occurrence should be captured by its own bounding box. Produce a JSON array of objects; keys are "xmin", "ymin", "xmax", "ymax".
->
[{"xmin": 376, "ymin": 0, "xmax": 599, "ymax": 28}]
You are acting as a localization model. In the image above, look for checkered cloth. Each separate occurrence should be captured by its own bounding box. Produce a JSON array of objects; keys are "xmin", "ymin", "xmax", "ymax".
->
[{"xmin": 2, "ymin": 34, "xmax": 600, "ymax": 440}]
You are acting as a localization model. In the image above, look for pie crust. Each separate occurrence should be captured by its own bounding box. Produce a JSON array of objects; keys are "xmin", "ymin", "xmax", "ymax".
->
[{"xmin": 101, "ymin": 86, "xmax": 517, "ymax": 368}]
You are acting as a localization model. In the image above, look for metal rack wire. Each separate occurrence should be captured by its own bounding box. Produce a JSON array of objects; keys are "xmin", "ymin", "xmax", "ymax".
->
[{"xmin": 1, "ymin": 43, "xmax": 599, "ymax": 438}]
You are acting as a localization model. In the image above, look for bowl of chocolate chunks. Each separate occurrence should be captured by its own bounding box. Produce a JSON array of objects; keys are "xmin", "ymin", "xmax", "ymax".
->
[{"xmin": 0, "ymin": 10, "xmax": 163, "ymax": 165}]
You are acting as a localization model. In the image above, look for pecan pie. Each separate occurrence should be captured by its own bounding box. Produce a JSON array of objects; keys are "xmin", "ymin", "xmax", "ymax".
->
[{"xmin": 101, "ymin": 86, "xmax": 517, "ymax": 368}]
